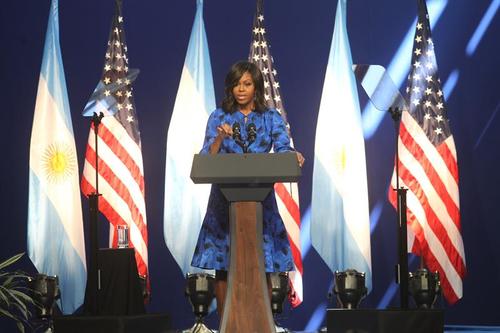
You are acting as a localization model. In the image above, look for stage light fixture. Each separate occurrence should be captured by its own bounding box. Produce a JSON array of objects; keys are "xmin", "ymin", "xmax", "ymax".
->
[
  {"xmin": 333, "ymin": 269, "xmax": 367, "ymax": 309},
  {"xmin": 270, "ymin": 272, "xmax": 289, "ymax": 315},
  {"xmin": 409, "ymin": 268, "xmax": 441, "ymax": 309},
  {"xmin": 30, "ymin": 274, "xmax": 60, "ymax": 333},
  {"xmin": 185, "ymin": 273, "xmax": 215, "ymax": 333},
  {"xmin": 30, "ymin": 274, "xmax": 60, "ymax": 318}
]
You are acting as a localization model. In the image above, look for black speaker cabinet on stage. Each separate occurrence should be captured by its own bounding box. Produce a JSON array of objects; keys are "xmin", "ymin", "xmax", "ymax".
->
[
  {"xmin": 327, "ymin": 309, "xmax": 444, "ymax": 333},
  {"xmin": 54, "ymin": 313, "xmax": 170, "ymax": 333},
  {"xmin": 85, "ymin": 248, "xmax": 145, "ymax": 315},
  {"xmin": 96, "ymin": 248, "xmax": 145, "ymax": 315},
  {"xmin": 57, "ymin": 249, "xmax": 170, "ymax": 333}
]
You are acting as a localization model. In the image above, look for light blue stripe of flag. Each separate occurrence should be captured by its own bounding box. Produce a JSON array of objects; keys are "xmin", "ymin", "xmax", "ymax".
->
[
  {"xmin": 28, "ymin": 0, "xmax": 86, "ymax": 314},
  {"xmin": 40, "ymin": 0, "xmax": 72, "ymax": 130},
  {"xmin": 185, "ymin": 0, "xmax": 216, "ymax": 113},
  {"xmin": 164, "ymin": 0, "xmax": 215, "ymax": 275},
  {"xmin": 310, "ymin": 0, "xmax": 372, "ymax": 291}
]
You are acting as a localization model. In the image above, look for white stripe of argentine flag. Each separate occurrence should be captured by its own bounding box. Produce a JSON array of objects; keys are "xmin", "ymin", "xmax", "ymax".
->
[
  {"xmin": 310, "ymin": 0, "xmax": 372, "ymax": 291},
  {"xmin": 28, "ymin": 0, "xmax": 86, "ymax": 314},
  {"xmin": 163, "ymin": 0, "xmax": 215, "ymax": 275}
]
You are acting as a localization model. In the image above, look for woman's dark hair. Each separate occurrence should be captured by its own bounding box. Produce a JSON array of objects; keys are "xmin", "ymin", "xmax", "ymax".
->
[{"xmin": 221, "ymin": 61, "xmax": 267, "ymax": 113}]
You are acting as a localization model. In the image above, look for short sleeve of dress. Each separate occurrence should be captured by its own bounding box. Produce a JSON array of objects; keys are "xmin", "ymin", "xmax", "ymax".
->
[
  {"xmin": 200, "ymin": 109, "xmax": 223, "ymax": 154},
  {"xmin": 270, "ymin": 109, "xmax": 294, "ymax": 153}
]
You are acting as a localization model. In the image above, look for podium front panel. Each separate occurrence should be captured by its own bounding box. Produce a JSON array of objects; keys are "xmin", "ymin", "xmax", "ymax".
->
[{"xmin": 190, "ymin": 152, "xmax": 300, "ymax": 184}]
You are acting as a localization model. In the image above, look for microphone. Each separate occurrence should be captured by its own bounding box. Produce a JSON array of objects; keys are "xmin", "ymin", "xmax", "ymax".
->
[
  {"xmin": 232, "ymin": 122, "xmax": 245, "ymax": 151},
  {"xmin": 247, "ymin": 123, "xmax": 257, "ymax": 145},
  {"xmin": 232, "ymin": 122, "xmax": 242, "ymax": 141}
]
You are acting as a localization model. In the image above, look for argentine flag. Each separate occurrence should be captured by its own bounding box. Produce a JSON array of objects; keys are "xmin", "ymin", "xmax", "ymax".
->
[
  {"xmin": 28, "ymin": 0, "xmax": 86, "ymax": 313},
  {"xmin": 164, "ymin": 0, "xmax": 215, "ymax": 275},
  {"xmin": 310, "ymin": 0, "xmax": 372, "ymax": 291}
]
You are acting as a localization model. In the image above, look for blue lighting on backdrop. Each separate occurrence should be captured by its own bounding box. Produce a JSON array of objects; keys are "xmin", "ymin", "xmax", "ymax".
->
[
  {"xmin": 362, "ymin": 0, "xmax": 448, "ymax": 139},
  {"xmin": 474, "ymin": 102, "xmax": 500, "ymax": 150},
  {"xmin": 301, "ymin": 207, "xmax": 313, "ymax": 258},
  {"xmin": 369, "ymin": 201, "xmax": 384, "ymax": 233},
  {"xmin": 466, "ymin": 0, "xmax": 499, "ymax": 56},
  {"xmin": 376, "ymin": 255, "xmax": 418, "ymax": 309},
  {"xmin": 443, "ymin": 69, "xmax": 460, "ymax": 99},
  {"xmin": 304, "ymin": 302, "xmax": 328, "ymax": 332}
]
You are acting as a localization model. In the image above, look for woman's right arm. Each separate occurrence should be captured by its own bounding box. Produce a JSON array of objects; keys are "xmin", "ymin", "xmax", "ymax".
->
[
  {"xmin": 209, "ymin": 132, "xmax": 224, "ymax": 154},
  {"xmin": 201, "ymin": 110, "xmax": 233, "ymax": 155},
  {"xmin": 200, "ymin": 111, "xmax": 220, "ymax": 154},
  {"xmin": 209, "ymin": 123, "xmax": 233, "ymax": 154}
]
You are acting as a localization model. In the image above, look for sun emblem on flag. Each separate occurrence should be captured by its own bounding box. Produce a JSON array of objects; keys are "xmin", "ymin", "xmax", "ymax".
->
[
  {"xmin": 331, "ymin": 147, "xmax": 347, "ymax": 194},
  {"xmin": 333, "ymin": 147, "xmax": 347, "ymax": 174},
  {"xmin": 42, "ymin": 142, "xmax": 76, "ymax": 184}
]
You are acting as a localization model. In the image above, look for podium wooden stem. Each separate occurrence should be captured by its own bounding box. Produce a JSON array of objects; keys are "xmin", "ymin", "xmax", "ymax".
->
[{"xmin": 220, "ymin": 201, "xmax": 275, "ymax": 333}]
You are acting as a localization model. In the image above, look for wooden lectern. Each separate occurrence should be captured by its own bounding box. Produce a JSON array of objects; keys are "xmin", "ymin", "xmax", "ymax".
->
[{"xmin": 191, "ymin": 152, "xmax": 301, "ymax": 333}]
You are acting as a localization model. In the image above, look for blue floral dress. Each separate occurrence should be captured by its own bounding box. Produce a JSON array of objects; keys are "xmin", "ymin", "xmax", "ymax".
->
[{"xmin": 191, "ymin": 107, "xmax": 295, "ymax": 272}]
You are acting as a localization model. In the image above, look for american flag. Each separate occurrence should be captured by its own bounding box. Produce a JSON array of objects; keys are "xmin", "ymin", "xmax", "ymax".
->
[
  {"xmin": 81, "ymin": 1, "xmax": 149, "ymax": 282},
  {"xmin": 248, "ymin": 0, "xmax": 303, "ymax": 307},
  {"xmin": 389, "ymin": 0, "xmax": 465, "ymax": 304}
]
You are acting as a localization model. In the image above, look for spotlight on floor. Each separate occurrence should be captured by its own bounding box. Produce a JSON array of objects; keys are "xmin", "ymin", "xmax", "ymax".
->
[
  {"xmin": 30, "ymin": 274, "xmax": 60, "ymax": 333},
  {"xmin": 30, "ymin": 274, "xmax": 60, "ymax": 318},
  {"xmin": 185, "ymin": 273, "xmax": 215, "ymax": 332},
  {"xmin": 270, "ymin": 272, "xmax": 289, "ymax": 315},
  {"xmin": 409, "ymin": 268, "xmax": 440, "ymax": 309},
  {"xmin": 333, "ymin": 269, "xmax": 367, "ymax": 309}
]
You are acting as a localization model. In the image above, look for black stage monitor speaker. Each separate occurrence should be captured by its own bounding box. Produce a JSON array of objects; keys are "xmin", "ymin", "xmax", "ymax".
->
[
  {"xmin": 327, "ymin": 309, "xmax": 444, "ymax": 333},
  {"xmin": 54, "ymin": 313, "xmax": 170, "ymax": 333}
]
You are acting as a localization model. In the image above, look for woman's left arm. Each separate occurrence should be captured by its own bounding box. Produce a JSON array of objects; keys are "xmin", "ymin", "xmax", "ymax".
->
[
  {"xmin": 270, "ymin": 110, "xmax": 305, "ymax": 167},
  {"xmin": 270, "ymin": 110, "xmax": 293, "ymax": 153}
]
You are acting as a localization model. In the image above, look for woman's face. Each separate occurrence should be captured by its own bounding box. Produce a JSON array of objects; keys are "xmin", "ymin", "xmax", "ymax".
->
[{"xmin": 232, "ymin": 71, "xmax": 255, "ymax": 108}]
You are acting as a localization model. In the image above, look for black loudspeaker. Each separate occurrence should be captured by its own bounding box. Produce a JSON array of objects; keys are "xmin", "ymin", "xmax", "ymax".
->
[
  {"xmin": 327, "ymin": 309, "xmax": 444, "ymax": 333},
  {"xmin": 54, "ymin": 313, "xmax": 170, "ymax": 333}
]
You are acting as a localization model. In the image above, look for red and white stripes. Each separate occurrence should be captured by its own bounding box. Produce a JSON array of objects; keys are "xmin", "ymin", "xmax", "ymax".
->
[
  {"xmin": 81, "ymin": 116, "xmax": 149, "ymax": 278},
  {"xmin": 275, "ymin": 181, "xmax": 303, "ymax": 307},
  {"xmin": 390, "ymin": 111, "xmax": 465, "ymax": 303}
]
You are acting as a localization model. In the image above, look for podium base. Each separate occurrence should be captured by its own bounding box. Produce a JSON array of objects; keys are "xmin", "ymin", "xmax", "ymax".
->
[{"xmin": 182, "ymin": 322, "xmax": 213, "ymax": 333}]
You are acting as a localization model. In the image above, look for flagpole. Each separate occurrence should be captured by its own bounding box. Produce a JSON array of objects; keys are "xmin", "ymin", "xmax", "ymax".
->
[
  {"xmin": 249, "ymin": 0, "xmax": 305, "ymax": 308},
  {"xmin": 92, "ymin": 112, "xmax": 104, "ymax": 195},
  {"xmin": 389, "ymin": 107, "xmax": 409, "ymax": 309},
  {"xmin": 85, "ymin": 111, "xmax": 104, "ymax": 315}
]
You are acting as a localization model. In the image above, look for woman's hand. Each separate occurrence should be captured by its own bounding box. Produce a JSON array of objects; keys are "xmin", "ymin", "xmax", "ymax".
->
[
  {"xmin": 296, "ymin": 152, "xmax": 305, "ymax": 167},
  {"xmin": 210, "ymin": 123, "xmax": 233, "ymax": 154},
  {"xmin": 216, "ymin": 123, "xmax": 233, "ymax": 138}
]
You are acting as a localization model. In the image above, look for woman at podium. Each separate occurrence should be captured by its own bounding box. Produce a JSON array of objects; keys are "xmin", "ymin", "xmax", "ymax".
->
[{"xmin": 191, "ymin": 61, "xmax": 304, "ymax": 315}]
